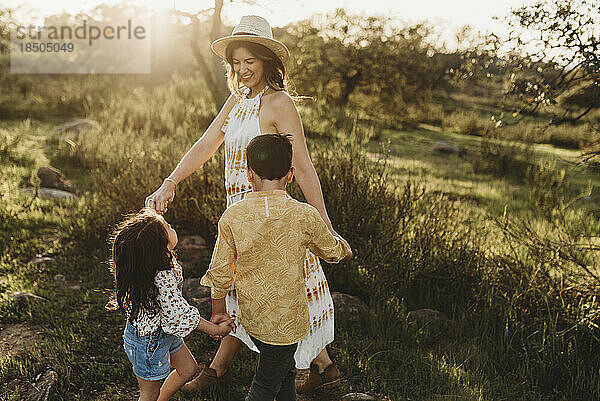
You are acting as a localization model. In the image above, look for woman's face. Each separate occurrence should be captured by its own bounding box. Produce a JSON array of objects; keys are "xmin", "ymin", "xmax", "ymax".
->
[{"xmin": 231, "ymin": 46, "xmax": 265, "ymax": 89}]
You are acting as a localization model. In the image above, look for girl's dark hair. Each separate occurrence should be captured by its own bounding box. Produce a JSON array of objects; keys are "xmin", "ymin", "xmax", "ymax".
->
[
  {"xmin": 106, "ymin": 208, "xmax": 174, "ymax": 322},
  {"xmin": 225, "ymin": 40, "xmax": 287, "ymax": 97}
]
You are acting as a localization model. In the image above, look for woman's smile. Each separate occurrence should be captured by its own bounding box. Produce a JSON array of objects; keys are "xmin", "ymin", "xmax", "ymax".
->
[{"xmin": 232, "ymin": 46, "xmax": 265, "ymax": 91}]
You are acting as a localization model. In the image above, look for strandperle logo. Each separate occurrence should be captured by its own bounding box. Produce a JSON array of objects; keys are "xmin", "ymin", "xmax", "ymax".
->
[
  {"xmin": 11, "ymin": 17, "xmax": 151, "ymax": 74},
  {"xmin": 15, "ymin": 20, "xmax": 147, "ymax": 46}
]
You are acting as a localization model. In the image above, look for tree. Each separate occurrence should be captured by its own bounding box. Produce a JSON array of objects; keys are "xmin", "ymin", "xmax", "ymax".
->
[
  {"xmin": 177, "ymin": 0, "xmax": 258, "ymax": 106},
  {"xmin": 502, "ymin": 0, "xmax": 600, "ymax": 160},
  {"xmin": 281, "ymin": 9, "xmax": 445, "ymax": 121}
]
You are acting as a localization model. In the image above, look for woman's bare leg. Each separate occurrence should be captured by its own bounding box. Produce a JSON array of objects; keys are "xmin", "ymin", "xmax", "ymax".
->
[
  {"xmin": 209, "ymin": 335, "xmax": 242, "ymax": 377},
  {"xmin": 211, "ymin": 338, "xmax": 331, "ymax": 375},
  {"xmin": 312, "ymin": 347, "xmax": 333, "ymax": 373}
]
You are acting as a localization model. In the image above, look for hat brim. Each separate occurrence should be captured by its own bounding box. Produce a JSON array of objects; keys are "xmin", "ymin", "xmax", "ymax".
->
[{"xmin": 211, "ymin": 35, "xmax": 290, "ymax": 64}]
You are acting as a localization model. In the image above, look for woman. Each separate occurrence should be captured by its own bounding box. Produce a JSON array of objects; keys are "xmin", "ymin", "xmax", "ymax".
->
[{"xmin": 145, "ymin": 15, "xmax": 349, "ymax": 394}]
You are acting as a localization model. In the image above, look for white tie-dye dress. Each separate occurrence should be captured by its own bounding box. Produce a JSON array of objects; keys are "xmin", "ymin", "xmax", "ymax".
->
[{"xmin": 220, "ymin": 85, "xmax": 334, "ymax": 369}]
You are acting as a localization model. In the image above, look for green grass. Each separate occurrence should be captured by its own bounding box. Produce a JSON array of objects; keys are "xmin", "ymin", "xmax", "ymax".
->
[
  {"xmin": 1, "ymin": 82, "xmax": 599, "ymax": 401},
  {"xmin": 368, "ymin": 124, "xmax": 599, "ymax": 220}
]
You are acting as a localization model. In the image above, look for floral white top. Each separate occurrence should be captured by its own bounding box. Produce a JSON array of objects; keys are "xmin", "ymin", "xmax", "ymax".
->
[{"xmin": 130, "ymin": 262, "xmax": 201, "ymax": 337}]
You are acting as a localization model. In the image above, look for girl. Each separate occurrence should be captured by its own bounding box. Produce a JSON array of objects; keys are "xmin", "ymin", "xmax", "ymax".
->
[
  {"xmin": 145, "ymin": 15, "xmax": 349, "ymax": 394},
  {"xmin": 108, "ymin": 208, "xmax": 234, "ymax": 401}
]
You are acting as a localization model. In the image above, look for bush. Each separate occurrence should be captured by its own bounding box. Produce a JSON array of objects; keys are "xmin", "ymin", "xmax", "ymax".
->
[
  {"xmin": 468, "ymin": 136, "xmax": 535, "ymax": 180},
  {"xmin": 49, "ymin": 73, "xmax": 600, "ymax": 399},
  {"xmin": 0, "ymin": 121, "xmax": 36, "ymax": 167},
  {"xmin": 526, "ymin": 159, "xmax": 568, "ymax": 219},
  {"xmin": 53, "ymin": 74, "xmax": 223, "ymax": 241},
  {"xmin": 94, "ymin": 72, "xmax": 216, "ymax": 136},
  {"xmin": 296, "ymin": 137, "xmax": 485, "ymax": 314},
  {"xmin": 299, "ymin": 99, "xmax": 378, "ymax": 142},
  {"xmin": 490, "ymin": 193, "xmax": 600, "ymax": 398},
  {"xmin": 442, "ymin": 110, "xmax": 494, "ymax": 136}
]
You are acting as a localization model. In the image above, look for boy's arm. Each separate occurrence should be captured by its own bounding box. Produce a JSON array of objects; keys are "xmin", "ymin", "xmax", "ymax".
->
[
  {"xmin": 305, "ymin": 207, "xmax": 352, "ymax": 263},
  {"xmin": 200, "ymin": 215, "xmax": 237, "ymax": 307}
]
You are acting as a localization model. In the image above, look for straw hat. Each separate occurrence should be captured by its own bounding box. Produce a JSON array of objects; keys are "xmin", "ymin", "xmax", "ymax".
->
[{"xmin": 211, "ymin": 15, "xmax": 290, "ymax": 64}]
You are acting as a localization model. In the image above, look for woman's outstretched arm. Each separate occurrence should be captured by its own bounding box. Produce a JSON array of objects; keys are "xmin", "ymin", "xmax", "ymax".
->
[
  {"xmin": 146, "ymin": 94, "xmax": 236, "ymax": 213},
  {"xmin": 270, "ymin": 92, "xmax": 347, "ymax": 244}
]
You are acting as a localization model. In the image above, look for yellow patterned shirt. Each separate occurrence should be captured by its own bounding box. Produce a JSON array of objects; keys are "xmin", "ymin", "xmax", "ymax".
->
[{"xmin": 200, "ymin": 189, "xmax": 348, "ymax": 345}]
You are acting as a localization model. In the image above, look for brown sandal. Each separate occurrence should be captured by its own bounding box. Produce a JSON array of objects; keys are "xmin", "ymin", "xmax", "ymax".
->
[{"xmin": 296, "ymin": 362, "xmax": 341, "ymax": 394}]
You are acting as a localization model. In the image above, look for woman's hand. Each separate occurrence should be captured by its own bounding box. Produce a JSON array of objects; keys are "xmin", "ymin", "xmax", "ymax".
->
[
  {"xmin": 145, "ymin": 179, "xmax": 176, "ymax": 214},
  {"xmin": 328, "ymin": 226, "xmax": 350, "ymax": 249},
  {"xmin": 328, "ymin": 226, "xmax": 353, "ymax": 261}
]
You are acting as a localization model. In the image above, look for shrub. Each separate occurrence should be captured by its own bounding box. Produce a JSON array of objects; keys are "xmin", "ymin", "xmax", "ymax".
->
[
  {"xmin": 299, "ymin": 99, "xmax": 378, "ymax": 142},
  {"xmin": 297, "ymin": 137, "xmax": 485, "ymax": 314},
  {"xmin": 53, "ymin": 74, "xmax": 223, "ymax": 240},
  {"xmin": 468, "ymin": 136, "xmax": 534, "ymax": 180},
  {"xmin": 526, "ymin": 159, "xmax": 567, "ymax": 219},
  {"xmin": 490, "ymin": 194, "xmax": 600, "ymax": 398},
  {"xmin": 442, "ymin": 110, "xmax": 494, "ymax": 136},
  {"xmin": 0, "ymin": 121, "xmax": 36, "ymax": 167},
  {"xmin": 94, "ymin": 72, "xmax": 216, "ymax": 136}
]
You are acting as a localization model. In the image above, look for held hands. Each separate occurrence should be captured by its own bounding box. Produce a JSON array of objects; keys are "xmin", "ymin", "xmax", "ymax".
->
[
  {"xmin": 209, "ymin": 313, "xmax": 237, "ymax": 340},
  {"xmin": 145, "ymin": 179, "xmax": 176, "ymax": 214},
  {"xmin": 328, "ymin": 226, "xmax": 353, "ymax": 261},
  {"xmin": 208, "ymin": 318, "xmax": 236, "ymax": 340}
]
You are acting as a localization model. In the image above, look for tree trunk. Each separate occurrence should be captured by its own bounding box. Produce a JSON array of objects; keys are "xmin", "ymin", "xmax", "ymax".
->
[
  {"xmin": 210, "ymin": 0, "xmax": 229, "ymax": 105},
  {"xmin": 339, "ymin": 70, "xmax": 362, "ymax": 106},
  {"xmin": 187, "ymin": 1, "xmax": 228, "ymax": 106}
]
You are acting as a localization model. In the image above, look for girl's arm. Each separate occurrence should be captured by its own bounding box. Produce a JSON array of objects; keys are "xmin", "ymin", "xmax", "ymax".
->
[
  {"xmin": 146, "ymin": 94, "xmax": 237, "ymax": 214},
  {"xmin": 197, "ymin": 316, "xmax": 233, "ymax": 337}
]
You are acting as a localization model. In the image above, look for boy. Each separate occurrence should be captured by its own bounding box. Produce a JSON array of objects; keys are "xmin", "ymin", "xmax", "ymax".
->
[{"xmin": 200, "ymin": 133, "xmax": 352, "ymax": 401}]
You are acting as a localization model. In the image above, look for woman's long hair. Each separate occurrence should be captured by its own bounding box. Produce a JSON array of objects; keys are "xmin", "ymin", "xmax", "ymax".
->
[
  {"xmin": 225, "ymin": 41, "xmax": 287, "ymax": 98},
  {"xmin": 106, "ymin": 208, "xmax": 175, "ymax": 322}
]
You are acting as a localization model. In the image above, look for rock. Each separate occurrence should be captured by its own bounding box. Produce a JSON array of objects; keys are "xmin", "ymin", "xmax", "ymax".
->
[
  {"xmin": 433, "ymin": 141, "xmax": 460, "ymax": 154},
  {"xmin": 341, "ymin": 393, "xmax": 376, "ymax": 401},
  {"xmin": 55, "ymin": 119, "xmax": 100, "ymax": 139},
  {"xmin": 177, "ymin": 236, "xmax": 208, "ymax": 262},
  {"xmin": 182, "ymin": 278, "xmax": 212, "ymax": 315},
  {"xmin": 11, "ymin": 292, "xmax": 48, "ymax": 302},
  {"xmin": 28, "ymin": 256, "xmax": 55, "ymax": 265},
  {"xmin": 22, "ymin": 369, "xmax": 58, "ymax": 401},
  {"xmin": 0, "ymin": 323, "xmax": 44, "ymax": 358},
  {"xmin": 406, "ymin": 308, "xmax": 448, "ymax": 325},
  {"xmin": 53, "ymin": 274, "xmax": 66, "ymax": 282},
  {"xmin": 69, "ymin": 285, "xmax": 81, "ymax": 291},
  {"xmin": 27, "ymin": 118, "xmax": 43, "ymax": 127},
  {"xmin": 37, "ymin": 166, "xmax": 71, "ymax": 191},
  {"xmin": 331, "ymin": 292, "xmax": 368, "ymax": 323},
  {"xmin": 178, "ymin": 235, "xmax": 207, "ymax": 250},
  {"xmin": 21, "ymin": 187, "xmax": 77, "ymax": 200}
]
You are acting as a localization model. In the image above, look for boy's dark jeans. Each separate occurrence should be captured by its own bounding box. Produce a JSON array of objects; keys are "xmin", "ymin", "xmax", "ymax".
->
[{"xmin": 245, "ymin": 335, "xmax": 298, "ymax": 401}]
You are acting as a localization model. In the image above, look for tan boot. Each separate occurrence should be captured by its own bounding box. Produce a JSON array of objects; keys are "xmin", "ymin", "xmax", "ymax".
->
[
  {"xmin": 296, "ymin": 362, "xmax": 341, "ymax": 394},
  {"xmin": 180, "ymin": 363, "xmax": 231, "ymax": 393}
]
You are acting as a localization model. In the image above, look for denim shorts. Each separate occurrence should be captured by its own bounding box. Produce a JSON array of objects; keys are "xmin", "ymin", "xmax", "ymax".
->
[{"xmin": 122, "ymin": 320, "xmax": 185, "ymax": 381}]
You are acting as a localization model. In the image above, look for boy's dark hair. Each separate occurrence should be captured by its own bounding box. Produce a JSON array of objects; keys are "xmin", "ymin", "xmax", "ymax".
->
[
  {"xmin": 246, "ymin": 134, "xmax": 293, "ymax": 180},
  {"xmin": 106, "ymin": 208, "xmax": 175, "ymax": 321}
]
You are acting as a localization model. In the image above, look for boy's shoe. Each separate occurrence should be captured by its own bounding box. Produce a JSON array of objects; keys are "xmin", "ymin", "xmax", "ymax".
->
[
  {"xmin": 180, "ymin": 363, "xmax": 231, "ymax": 393},
  {"xmin": 296, "ymin": 362, "xmax": 341, "ymax": 394}
]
